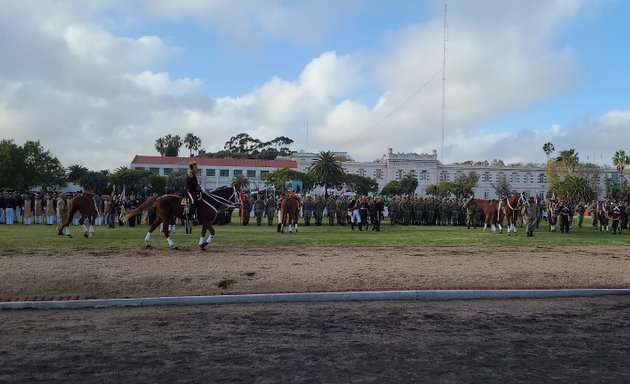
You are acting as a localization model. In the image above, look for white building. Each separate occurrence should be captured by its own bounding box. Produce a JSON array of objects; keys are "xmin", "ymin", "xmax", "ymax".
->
[{"xmin": 131, "ymin": 149, "xmax": 625, "ymax": 198}]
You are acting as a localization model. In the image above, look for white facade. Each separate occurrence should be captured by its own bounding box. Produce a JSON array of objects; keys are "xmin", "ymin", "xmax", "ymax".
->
[{"xmin": 131, "ymin": 149, "xmax": 626, "ymax": 199}]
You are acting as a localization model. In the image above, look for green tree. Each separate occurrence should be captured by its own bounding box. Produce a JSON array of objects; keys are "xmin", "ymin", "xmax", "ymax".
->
[
  {"xmin": 79, "ymin": 170, "xmax": 110, "ymax": 195},
  {"xmin": 381, "ymin": 180, "xmax": 401, "ymax": 196},
  {"xmin": 307, "ymin": 151, "xmax": 345, "ymax": 199},
  {"xmin": 155, "ymin": 137, "xmax": 167, "ymax": 156},
  {"xmin": 0, "ymin": 140, "xmax": 26, "ymax": 190},
  {"xmin": 67, "ymin": 164, "xmax": 89, "ymax": 183},
  {"xmin": 262, "ymin": 168, "xmax": 313, "ymax": 192},
  {"xmin": 552, "ymin": 175, "xmax": 594, "ymax": 203},
  {"xmin": 183, "ymin": 133, "xmax": 202, "ymax": 157},
  {"xmin": 426, "ymin": 181, "xmax": 453, "ymax": 198},
  {"xmin": 612, "ymin": 150, "xmax": 630, "ymax": 181},
  {"xmin": 165, "ymin": 170, "xmax": 186, "ymax": 194},
  {"xmin": 451, "ymin": 171, "xmax": 479, "ymax": 198},
  {"xmin": 400, "ymin": 173, "xmax": 419, "ymax": 195},
  {"xmin": 492, "ymin": 177, "xmax": 512, "ymax": 199},
  {"xmin": 542, "ymin": 142, "xmax": 555, "ymax": 162},
  {"xmin": 344, "ymin": 174, "xmax": 379, "ymax": 196},
  {"xmin": 555, "ymin": 149, "xmax": 579, "ymax": 175},
  {"xmin": 164, "ymin": 134, "xmax": 182, "ymax": 157},
  {"xmin": 22, "ymin": 140, "xmax": 67, "ymax": 191},
  {"xmin": 230, "ymin": 175, "xmax": 250, "ymax": 192}
]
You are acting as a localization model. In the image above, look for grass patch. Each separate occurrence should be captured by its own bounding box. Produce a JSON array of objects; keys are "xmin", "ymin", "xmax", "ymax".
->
[{"xmin": 0, "ymin": 216, "xmax": 628, "ymax": 249}]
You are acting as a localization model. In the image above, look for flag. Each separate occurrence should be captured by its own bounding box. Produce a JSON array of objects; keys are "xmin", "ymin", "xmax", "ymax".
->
[{"xmin": 119, "ymin": 186, "xmax": 126, "ymax": 221}]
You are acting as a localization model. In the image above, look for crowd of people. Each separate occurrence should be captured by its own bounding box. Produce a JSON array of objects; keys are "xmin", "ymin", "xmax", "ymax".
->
[{"xmin": 2, "ymin": 187, "xmax": 628, "ymax": 236}]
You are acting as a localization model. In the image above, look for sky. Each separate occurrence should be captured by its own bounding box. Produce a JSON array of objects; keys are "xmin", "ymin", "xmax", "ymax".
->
[{"xmin": 1, "ymin": 0, "xmax": 630, "ymax": 171}]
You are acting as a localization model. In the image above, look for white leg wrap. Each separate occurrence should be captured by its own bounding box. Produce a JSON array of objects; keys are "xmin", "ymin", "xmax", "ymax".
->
[
  {"xmin": 167, "ymin": 237, "xmax": 175, "ymax": 247},
  {"xmin": 89, "ymin": 225, "xmax": 94, "ymax": 233},
  {"xmin": 198, "ymin": 236, "xmax": 205, "ymax": 246},
  {"xmin": 145, "ymin": 232, "xmax": 152, "ymax": 242},
  {"xmin": 82, "ymin": 224, "xmax": 88, "ymax": 233},
  {"xmin": 206, "ymin": 235, "xmax": 213, "ymax": 244}
]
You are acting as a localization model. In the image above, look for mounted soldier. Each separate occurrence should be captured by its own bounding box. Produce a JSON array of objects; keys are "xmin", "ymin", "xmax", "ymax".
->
[{"xmin": 186, "ymin": 161, "xmax": 205, "ymax": 219}]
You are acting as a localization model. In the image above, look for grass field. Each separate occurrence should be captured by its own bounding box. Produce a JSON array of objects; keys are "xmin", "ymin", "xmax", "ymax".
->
[{"xmin": 0, "ymin": 215, "xmax": 628, "ymax": 249}]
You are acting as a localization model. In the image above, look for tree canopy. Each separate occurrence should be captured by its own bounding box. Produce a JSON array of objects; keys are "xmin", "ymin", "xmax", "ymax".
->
[{"xmin": 0, "ymin": 139, "xmax": 66, "ymax": 191}]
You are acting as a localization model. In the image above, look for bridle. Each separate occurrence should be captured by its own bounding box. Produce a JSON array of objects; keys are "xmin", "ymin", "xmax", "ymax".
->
[{"xmin": 200, "ymin": 187, "xmax": 241, "ymax": 214}]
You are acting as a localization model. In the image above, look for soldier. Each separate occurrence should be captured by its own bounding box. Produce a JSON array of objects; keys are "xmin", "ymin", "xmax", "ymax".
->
[
  {"xmin": 265, "ymin": 195, "xmax": 277, "ymax": 226},
  {"xmin": 23, "ymin": 193, "xmax": 33, "ymax": 225},
  {"xmin": 33, "ymin": 193, "xmax": 43, "ymax": 224},
  {"xmin": 241, "ymin": 193, "xmax": 252, "ymax": 226},
  {"xmin": 525, "ymin": 196, "xmax": 539, "ymax": 237},
  {"xmin": 575, "ymin": 202, "xmax": 586, "ymax": 228},
  {"xmin": 326, "ymin": 196, "xmax": 337, "ymax": 226},
  {"xmin": 314, "ymin": 196, "xmax": 325, "ymax": 226},
  {"xmin": 56, "ymin": 193, "xmax": 71, "ymax": 236},
  {"xmin": 254, "ymin": 194, "xmax": 265, "ymax": 226},
  {"xmin": 302, "ymin": 195, "xmax": 314, "ymax": 226},
  {"xmin": 44, "ymin": 193, "xmax": 56, "ymax": 225}
]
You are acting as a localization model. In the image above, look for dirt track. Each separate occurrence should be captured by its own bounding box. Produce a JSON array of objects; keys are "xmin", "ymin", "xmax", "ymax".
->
[
  {"xmin": 1, "ymin": 246, "xmax": 630, "ymax": 300},
  {"xmin": 2, "ymin": 246, "xmax": 630, "ymax": 383}
]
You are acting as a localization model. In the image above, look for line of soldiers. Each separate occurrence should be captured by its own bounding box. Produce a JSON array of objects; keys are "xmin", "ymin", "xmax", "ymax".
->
[{"xmin": 387, "ymin": 196, "xmax": 474, "ymax": 227}]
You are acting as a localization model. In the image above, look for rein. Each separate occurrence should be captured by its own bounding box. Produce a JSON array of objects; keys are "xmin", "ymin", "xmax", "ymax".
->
[{"xmin": 200, "ymin": 188, "xmax": 240, "ymax": 214}]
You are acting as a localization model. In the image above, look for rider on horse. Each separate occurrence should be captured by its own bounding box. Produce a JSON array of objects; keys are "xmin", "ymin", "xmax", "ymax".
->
[{"xmin": 186, "ymin": 161, "xmax": 205, "ymax": 218}]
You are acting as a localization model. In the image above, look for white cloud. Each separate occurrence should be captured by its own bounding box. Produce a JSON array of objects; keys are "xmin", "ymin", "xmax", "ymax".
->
[{"xmin": 1, "ymin": 0, "xmax": 628, "ymax": 174}]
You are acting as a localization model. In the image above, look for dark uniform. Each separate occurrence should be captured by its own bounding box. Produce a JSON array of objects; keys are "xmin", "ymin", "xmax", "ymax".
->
[{"xmin": 186, "ymin": 162, "xmax": 201, "ymax": 218}]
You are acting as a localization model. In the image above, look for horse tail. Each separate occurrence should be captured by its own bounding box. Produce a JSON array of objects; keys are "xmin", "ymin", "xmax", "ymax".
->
[{"xmin": 120, "ymin": 195, "xmax": 158, "ymax": 222}]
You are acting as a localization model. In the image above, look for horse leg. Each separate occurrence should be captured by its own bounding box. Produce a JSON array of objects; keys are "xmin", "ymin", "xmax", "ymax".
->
[
  {"xmin": 88, "ymin": 217, "xmax": 95, "ymax": 237},
  {"xmin": 160, "ymin": 216, "xmax": 177, "ymax": 249},
  {"xmin": 144, "ymin": 218, "xmax": 162, "ymax": 248},
  {"xmin": 79, "ymin": 215, "xmax": 90, "ymax": 237}
]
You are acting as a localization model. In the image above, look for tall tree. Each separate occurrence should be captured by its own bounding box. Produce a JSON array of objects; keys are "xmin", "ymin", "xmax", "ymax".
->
[
  {"xmin": 400, "ymin": 173, "xmax": 419, "ymax": 195},
  {"xmin": 451, "ymin": 171, "xmax": 479, "ymax": 198},
  {"xmin": 555, "ymin": 149, "xmax": 579, "ymax": 175},
  {"xmin": 381, "ymin": 180, "xmax": 401, "ymax": 196},
  {"xmin": 542, "ymin": 142, "xmax": 555, "ymax": 162},
  {"xmin": 612, "ymin": 150, "xmax": 630, "ymax": 180},
  {"xmin": 230, "ymin": 175, "xmax": 250, "ymax": 192},
  {"xmin": 155, "ymin": 137, "xmax": 167, "ymax": 156},
  {"xmin": 164, "ymin": 134, "xmax": 182, "ymax": 157},
  {"xmin": 344, "ymin": 174, "xmax": 379, "ymax": 196},
  {"xmin": 67, "ymin": 164, "xmax": 89, "ymax": 183},
  {"xmin": 492, "ymin": 177, "xmax": 512, "ymax": 199},
  {"xmin": 183, "ymin": 133, "xmax": 202, "ymax": 157},
  {"xmin": 307, "ymin": 151, "xmax": 345, "ymax": 199}
]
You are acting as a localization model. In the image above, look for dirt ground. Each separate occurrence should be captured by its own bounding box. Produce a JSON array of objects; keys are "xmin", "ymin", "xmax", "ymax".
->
[
  {"xmin": 1, "ymin": 246, "xmax": 630, "ymax": 383},
  {"xmin": 1, "ymin": 245, "xmax": 630, "ymax": 299}
]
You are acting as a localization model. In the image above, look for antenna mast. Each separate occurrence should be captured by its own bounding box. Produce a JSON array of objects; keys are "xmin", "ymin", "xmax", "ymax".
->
[
  {"xmin": 305, "ymin": 117, "xmax": 309, "ymax": 152},
  {"xmin": 441, "ymin": 1, "xmax": 448, "ymax": 163}
]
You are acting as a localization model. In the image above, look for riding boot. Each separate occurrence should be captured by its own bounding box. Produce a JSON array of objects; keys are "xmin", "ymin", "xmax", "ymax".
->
[
  {"xmin": 359, "ymin": 223, "xmax": 362, "ymax": 231},
  {"xmin": 351, "ymin": 222, "xmax": 355, "ymax": 231}
]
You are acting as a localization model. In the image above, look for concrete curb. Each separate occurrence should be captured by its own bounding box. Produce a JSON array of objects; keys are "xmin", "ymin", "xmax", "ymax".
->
[{"xmin": 2, "ymin": 288, "xmax": 630, "ymax": 310}]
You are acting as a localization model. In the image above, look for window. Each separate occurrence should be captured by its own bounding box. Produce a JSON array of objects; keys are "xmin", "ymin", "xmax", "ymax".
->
[
  {"xmin": 149, "ymin": 168, "xmax": 159, "ymax": 175},
  {"xmin": 247, "ymin": 170, "xmax": 256, "ymax": 178},
  {"xmin": 537, "ymin": 173, "xmax": 546, "ymax": 183},
  {"xmin": 233, "ymin": 170, "xmax": 243, "ymax": 177},
  {"xmin": 484, "ymin": 191, "xmax": 490, "ymax": 199},
  {"xmin": 510, "ymin": 172, "xmax": 519, "ymax": 183},
  {"xmin": 358, "ymin": 168, "xmax": 366, "ymax": 177},
  {"xmin": 260, "ymin": 170, "xmax": 270, "ymax": 178},
  {"xmin": 374, "ymin": 169, "xmax": 383, "ymax": 179},
  {"xmin": 482, "ymin": 172, "xmax": 491, "ymax": 182},
  {"xmin": 164, "ymin": 168, "xmax": 173, "ymax": 176},
  {"xmin": 440, "ymin": 171, "xmax": 449, "ymax": 181},
  {"xmin": 206, "ymin": 169, "xmax": 215, "ymax": 177},
  {"xmin": 420, "ymin": 170, "xmax": 428, "ymax": 181},
  {"xmin": 219, "ymin": 169, "xmax": 229, "ymax": 177},
  {"xmin": 397, "ymin": 169, "xmax": 404, "ymax": 180}
]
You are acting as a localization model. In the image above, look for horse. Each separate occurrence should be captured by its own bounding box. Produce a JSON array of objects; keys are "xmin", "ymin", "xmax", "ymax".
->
[
  {"xmin": 121, "ymin": 186, "xmax": 241, "ymax": 249},
  {"xmin": 596, "ymin": 201, "xmax": 610, "ymax": 232},
  {"xmin": 498, "ymin": 192, "xmax": 526, "ymax": 235},
  {"xmin": 546, "ymin": 200, "xmax": 559, "ymax": 232},
  {"xmin": 279, "ymin": 193, "xmax": 301, "ymax": 234},
  {"xmin": 463, "ymin": 197, "xmax": 502, "ymax": 233},
  {"xmin": 57, "ymin": 194, "xmax": 100, "ymax": 238}
]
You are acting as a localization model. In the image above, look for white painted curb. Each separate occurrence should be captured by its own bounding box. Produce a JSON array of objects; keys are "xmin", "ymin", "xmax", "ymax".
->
[{"xmin": 2, "ymin": 288, "xmax": 630, "ymax": 310}]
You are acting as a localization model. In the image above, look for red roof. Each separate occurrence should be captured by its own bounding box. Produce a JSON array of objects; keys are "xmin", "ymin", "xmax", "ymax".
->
[{"xmin": 131, "ymin": 155, "xmax": 297, "ymax": 169}]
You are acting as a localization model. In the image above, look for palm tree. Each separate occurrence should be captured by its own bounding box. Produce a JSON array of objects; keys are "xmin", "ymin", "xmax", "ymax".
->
[
  {"xmin": 184, "ymin": 133, "xmax": 202, "ymax": 157},
  {"xmin": 307, "ymin": 150, "xmax": 345, "ymax": 199},
  {"xmin": 66, "ymin": 164, "xmax": 89, "ymax": 182},
  {"xmin": 555, "ymin": 149, "xmax": 579, "ymax": 175},
  {"xmin": 230, "ymin": 175, "xmax": 250, "ymax": 192},
  {"xmin": 400, "ymin": 173, "xmax": 419, "ymax": 195},
  {"xmin": 612, "ymin": 150, "xmax": 630, "ymax": 181},
  {"xmin": 155, "ymin": 137, "xmax": 167, "ymax": 156},
  {"xmin": 542, "ymin": 142, "xmax": 555, "ymax": 162}
]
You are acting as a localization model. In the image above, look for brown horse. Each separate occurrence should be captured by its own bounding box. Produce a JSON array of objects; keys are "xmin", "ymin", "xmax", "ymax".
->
[
  {"xmin": 498, "ymin": 192, "xmax": 526, "ymax": 235},
  {"xmin": 121, "ymin": 186, "xmax": 241, "ymax": 249},
  {"xmin": 57, "ymin": 194, "xmax": 100, "ymax": 238},
  {"xmin": 596, "ymin": 200, "xmax": 610, "ymax": 232},
  {"xmin": 279, "ymin": 193, "xmax": 301, "ymax": 234},
  {"xmin": 463, "ymin": 197, "xmax": 502, "ymax": 233}
]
